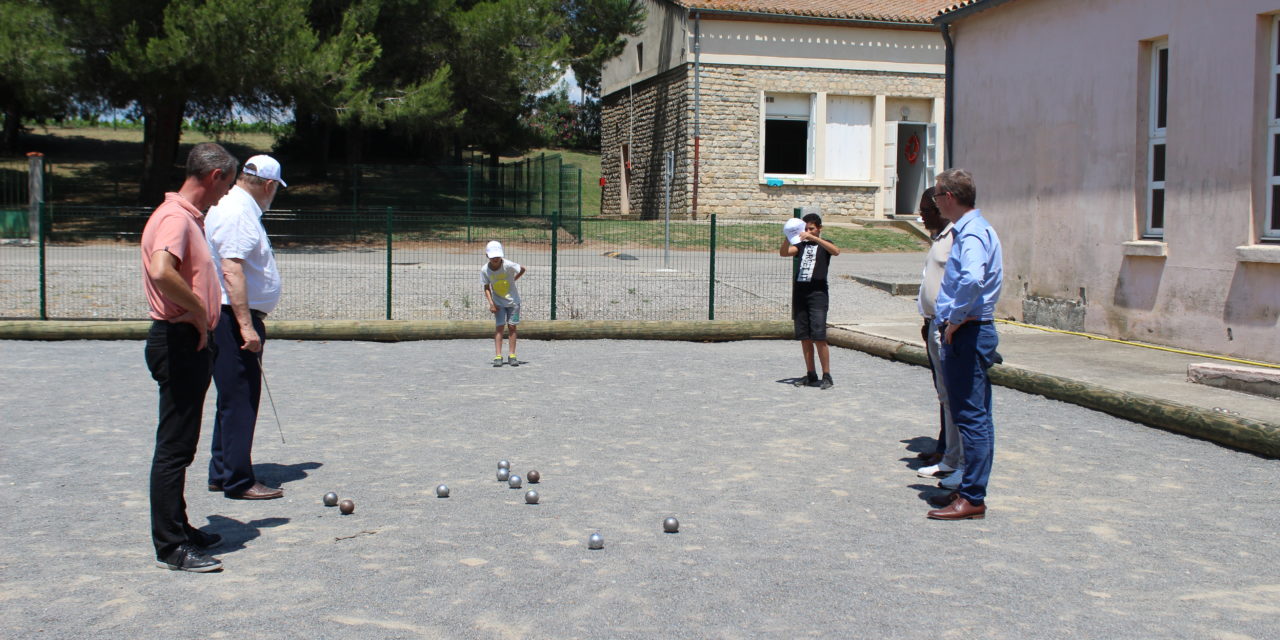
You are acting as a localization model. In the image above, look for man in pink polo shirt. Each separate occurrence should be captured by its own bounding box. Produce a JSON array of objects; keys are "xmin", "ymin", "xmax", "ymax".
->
[{"xmin": 141, "ymin": 142, "xmax": 237, "ymax": 573}]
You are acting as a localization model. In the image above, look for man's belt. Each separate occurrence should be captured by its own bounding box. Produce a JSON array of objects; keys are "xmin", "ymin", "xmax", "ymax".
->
[{"xmin": 223, "ymin": 305, "xmax": 268, "ymax": 320}]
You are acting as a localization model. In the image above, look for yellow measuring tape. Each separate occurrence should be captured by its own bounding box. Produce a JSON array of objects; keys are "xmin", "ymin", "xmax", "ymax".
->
[{"xmin": 995, "ymin": 319, "xmax": 1280, "ymax": 370}]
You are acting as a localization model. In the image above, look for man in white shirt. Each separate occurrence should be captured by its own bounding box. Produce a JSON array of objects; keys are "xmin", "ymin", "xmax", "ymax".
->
[{"xmin": 204, "ymin": 155, "xmax": 285, "ymax": 500}]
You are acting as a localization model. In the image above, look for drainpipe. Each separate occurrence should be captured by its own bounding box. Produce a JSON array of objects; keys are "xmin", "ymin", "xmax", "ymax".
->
[
  {"xmin": 940, "ymin": 23, "xmax": 954, "ymax": 169},
  {"xmin": 692, "ymin": 10, "xmax": 702, "ymax": 220}
]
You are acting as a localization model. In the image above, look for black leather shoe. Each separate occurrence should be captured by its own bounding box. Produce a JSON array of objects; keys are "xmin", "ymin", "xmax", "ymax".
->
[
  {"xmin": 156, "ymin": 544, "xmax": 222, "ymax": 572},
  {"xmin": 186, "ymin": 527, "xmax": 222, "ymax": 549}
]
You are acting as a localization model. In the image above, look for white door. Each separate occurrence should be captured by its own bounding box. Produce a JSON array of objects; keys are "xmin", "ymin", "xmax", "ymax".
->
[{"xmin": 882, "ymin": 121, "xmax": 898, "ymax": 217}]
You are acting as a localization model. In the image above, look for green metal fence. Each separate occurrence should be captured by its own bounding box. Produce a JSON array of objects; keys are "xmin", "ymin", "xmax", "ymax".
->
[
  {"xmin": 344, "ymin": 154, "xmax": 581, "ymax": 220},
  {"xmin": 0, "ymin": 206, "xmax": 791, "ymax": 322}
]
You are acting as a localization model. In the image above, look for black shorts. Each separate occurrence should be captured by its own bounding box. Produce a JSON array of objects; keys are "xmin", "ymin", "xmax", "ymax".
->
[{"xmin": 792, "ymin": 286, "xmax": 829, "ymax": 341}]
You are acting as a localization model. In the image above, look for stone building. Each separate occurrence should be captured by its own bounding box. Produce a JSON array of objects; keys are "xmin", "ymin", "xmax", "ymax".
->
[
  {"xmin": 600, "ymin": 0, "xmax": 953, "ymax": 220},
  {"xmin": 937, "ymin": 0, "xmax": 1280, "ymax": 362}
]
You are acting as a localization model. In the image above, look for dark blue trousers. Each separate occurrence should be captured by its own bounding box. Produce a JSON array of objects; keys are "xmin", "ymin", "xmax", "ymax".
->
[
  {"xmin": 208, "ymin": 308, "xmax": 265, "ymax": 496},
  {"xmin": 145, "ymin": 321, "xmax": 214, "ymax": 561},
  {"xmin": 940, "ymin": 322, "xmax": 999, "ymax": 505}
]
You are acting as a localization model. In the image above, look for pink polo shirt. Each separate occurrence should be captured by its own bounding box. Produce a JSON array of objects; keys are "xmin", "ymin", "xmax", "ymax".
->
[{"xmin": 140, "ymin": 192, "xmax": 221, "ymax": 329}]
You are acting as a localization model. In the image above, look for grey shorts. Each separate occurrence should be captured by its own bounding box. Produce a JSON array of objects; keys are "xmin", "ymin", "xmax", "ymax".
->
[{"xmin": 494, "ymin": 303, "xmax": 521, "ymax": 326}]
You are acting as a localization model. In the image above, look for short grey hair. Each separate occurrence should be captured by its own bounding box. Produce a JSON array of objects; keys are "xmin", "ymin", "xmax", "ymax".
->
[{"xmin": 185, "ymin": 142, "xmax": 238, "ymax": 180}]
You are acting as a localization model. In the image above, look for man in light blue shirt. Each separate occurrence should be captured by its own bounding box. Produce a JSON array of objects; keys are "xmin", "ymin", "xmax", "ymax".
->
[{"xmin": 927, "ymin": 168, "xmax": 1002, "ymax": 521}]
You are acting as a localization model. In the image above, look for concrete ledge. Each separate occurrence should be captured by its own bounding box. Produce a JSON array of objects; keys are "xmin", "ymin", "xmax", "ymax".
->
[
  {"xmin": 1235, "ymin": 244, "xmax": 1280, "ymax": 263},
  {"xmin": 0, "ymin": 319, "xmax": 793, "ymax": 343},
  {"xmin": 1122, "ymin": 240, "xmax": 1168, "ymax": 257},
  {"xmin": 827, "ymin": 327, "xmax": 1280, "ymax": 459},
  {"xmin": 841, "ymin": 274, "xmax": 920, "ymax": 296},
  {"xmin": 1188, "ymin": 363, "xmax": 1280, "ymax": 400}
]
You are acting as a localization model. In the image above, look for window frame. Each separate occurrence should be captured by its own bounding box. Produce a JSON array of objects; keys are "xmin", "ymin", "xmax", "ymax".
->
[
  {"xmin": 1145, "ymin": 40, "xmax": 1168, "ymax": 239},
  {"xmin": 761, "ymin": 92, "xmax": 815, "ymax": 178},
  {"xmin": 1265, "ymin": 18, "xmax": 1280, "ymax": 240}
]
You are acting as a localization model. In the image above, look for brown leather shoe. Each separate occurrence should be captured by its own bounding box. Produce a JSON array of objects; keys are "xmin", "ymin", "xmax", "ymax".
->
[
  {"xmin": 230, "ymin": 482, "xmax": 284, "ymax": 500},
  {"xmin": 208, "ymin": 483, "xmax": 222, "ymax": 492},
  {"xmin": 927, "ymin": 491, "xmax": 959, "ymax": 508},
  {"xmin": 927, "ymin": 495, "xmax": 986, "ymax": 520}
]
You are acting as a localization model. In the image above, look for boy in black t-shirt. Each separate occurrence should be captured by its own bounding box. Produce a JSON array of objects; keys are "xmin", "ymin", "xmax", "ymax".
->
[{"xmin": 779, "ymin": 213, "xmax": 841, "ymax": 389}]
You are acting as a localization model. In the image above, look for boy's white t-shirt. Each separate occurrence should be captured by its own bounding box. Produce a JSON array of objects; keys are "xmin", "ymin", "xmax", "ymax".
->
[{"xmin": 480, "ymin": 259, "xmax": 522, "ymax": 306}]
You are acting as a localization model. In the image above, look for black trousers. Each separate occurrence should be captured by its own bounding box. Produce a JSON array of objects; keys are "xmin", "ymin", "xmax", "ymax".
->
[
  {"xmin": 209, "ymin": 307, "xmax": 265, "ymax": 495},
  {"xmin": 145, "ymin": 321, "xmax": 215, "ymax": 560}
]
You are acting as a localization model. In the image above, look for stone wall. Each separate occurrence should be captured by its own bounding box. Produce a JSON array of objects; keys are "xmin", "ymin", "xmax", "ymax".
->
[
  {"xmin": 601, "ymin": 67, "xmax": 690, "ymax": 219},
  {"xmin": 602, "ymin": 62, "xmax": 944, "ymax": 220}
]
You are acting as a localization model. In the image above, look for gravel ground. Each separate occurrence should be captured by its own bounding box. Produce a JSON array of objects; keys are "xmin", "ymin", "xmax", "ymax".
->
[{"xmin": 1, "ymin": 338, "xmax": 1277, "ymax": 639}]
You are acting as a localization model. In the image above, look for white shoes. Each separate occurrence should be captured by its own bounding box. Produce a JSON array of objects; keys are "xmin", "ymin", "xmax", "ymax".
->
[
  {"xmin": 917, "ymin": 463, "xmax": 954, "ymax": 478},
  {"xmin": 937, "ymin": 469, "xmax": 964, "ymax": 489}
]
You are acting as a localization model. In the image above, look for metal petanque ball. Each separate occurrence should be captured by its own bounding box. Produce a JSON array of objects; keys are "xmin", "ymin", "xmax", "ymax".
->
[
  {"xmin": 436, "ymin": 484, "xmax": 450, "ymax": 498},
  {"xmin": 508, "ymin": 474, "xmax": 522, "ymax": 489},
  {"xmin": 323, "ymin": 492, "xmax": 339, "ymax": 507},
  {"xmin": 588, "ymin": 532, "xmax": 604, "ymax": 550},
  {"xmin": 526, "ymin": 470, "xmax": 541, "ymax": 483},
  {"xmin": 497, "ymin": 468, "xmax": 510, "ymax": 482},
  {"xmin": 339, "ymin": 499, "xmax": 355, "ymax": 515},
  {"xmin": 498, "ymin": 460, "xmax": 510, "ymax": 470},
  {"xmin": 663, "ymin": 517, "xmax": 680, "ymax": 533},
  {"xmin": 525, "ymin": 490, "xmax": 539, "ymax": 504}
]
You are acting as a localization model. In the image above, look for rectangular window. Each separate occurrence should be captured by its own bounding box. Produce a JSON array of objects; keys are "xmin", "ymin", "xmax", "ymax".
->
[
  {"xmin": 1267, "ymin": 18, "xmax": 1280, "ymax": 239},
  {"xmin": 1145, "ymin": 41, "xmax": 1168, "ymax": 238},
  {"xmin": 763, "ymin": 93, "xmax": 812, "ymax": 176},
  {"xmin": 825, "ymin": 96, "xmax": 873, "ymax": 181}
]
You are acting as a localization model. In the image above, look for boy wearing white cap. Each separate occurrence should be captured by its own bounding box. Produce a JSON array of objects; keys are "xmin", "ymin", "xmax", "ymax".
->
[
  {"xmin": 779, "ymin": 213, "xmax": 840, "ymax": 388},
  {"xmin": 481, "ymin": 240, "xmax": 526, "ymax": 366}
]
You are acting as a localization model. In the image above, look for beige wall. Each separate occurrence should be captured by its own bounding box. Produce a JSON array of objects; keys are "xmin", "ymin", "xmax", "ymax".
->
[
  {"xmin": 602, "ymin": 0, "xmax": 689, "ymax": 97},
  {"xmin": 948, "ymin": 0, "xmax": 1280, "ymax": 361}
]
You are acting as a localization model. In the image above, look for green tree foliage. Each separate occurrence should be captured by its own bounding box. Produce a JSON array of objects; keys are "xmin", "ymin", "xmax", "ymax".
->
[
  {"xmin": 557, "ymin": 0, "xmax": 645, "ymax": 99},
  {"xmin": 56, "ymin": 0, "xmax": 318, "ymax": 202},
  {"xmin": 0, "ymin": 0, "xmax": 75, "ymax": 153}
]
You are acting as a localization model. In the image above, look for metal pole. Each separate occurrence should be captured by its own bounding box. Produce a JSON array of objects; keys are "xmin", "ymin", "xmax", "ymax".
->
[
  {"xmin": 27, "ymin": 152, "xmax": 44, "ymax": 243},
  {"xmin": 708, "ymin": 214, "xmax": 716, "ymax": 320},
  {"xmin": 663, "ymin": 151, "xmax": 673, "ymax": 269},
  {"xmin": 540, "ymin": 153, "xmax": 547, "ymax": 217},
  {"xmin": 551, "ymin": 209, "xmax": 559, "ymax": 320},
  {"xmin": 576, "ymin": 167, "xmax": 583, "ymax": 242},
  {"xmin": 38, "ymin": 202, "xmax": 47, "ymax": 320},
  {"xmin": 385, "ymin": 206, "xmax": 393, "ymax": 320},
  {"xmin": 466, "ymin": 165, "xmax": 473, "ymax": 243}
]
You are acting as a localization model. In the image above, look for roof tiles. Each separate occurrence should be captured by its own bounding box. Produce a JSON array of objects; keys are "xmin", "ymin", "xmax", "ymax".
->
[{"xmin": 675, "ymin": 0, "xmax": 956, "ymax": 24}]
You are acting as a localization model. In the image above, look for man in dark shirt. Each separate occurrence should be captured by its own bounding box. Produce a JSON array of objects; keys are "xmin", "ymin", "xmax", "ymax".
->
[{"xmin": 779, "ymin": 213, "xmax": 841, "ymax": 389}]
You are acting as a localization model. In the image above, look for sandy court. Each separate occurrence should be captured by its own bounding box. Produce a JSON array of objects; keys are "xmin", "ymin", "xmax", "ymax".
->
[{"xmin": 0, "ymin": 338, "xmax": 1276, "ymax": 639}]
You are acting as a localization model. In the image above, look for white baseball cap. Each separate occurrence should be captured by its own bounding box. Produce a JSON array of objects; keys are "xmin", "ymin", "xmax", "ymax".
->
[
  {"xmin": 243, "ymin": 155, "xmax": 287, "ymax": 187},
  {"xmin": 783, "ymin": 218, "xmax": 806, "ymax": 245},
  {"xmin": 485, "ymin": 240, "xmax": 504, "ymax": 258}
]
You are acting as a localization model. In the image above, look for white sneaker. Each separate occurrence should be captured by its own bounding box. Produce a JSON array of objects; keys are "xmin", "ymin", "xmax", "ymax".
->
[
  {"xmin": 938, "ymin": 469, "xmax": 964, "ymax": 490},
  {"xmin": 916, "ymin": 462, "xmax": 954, "ymax": 478}
]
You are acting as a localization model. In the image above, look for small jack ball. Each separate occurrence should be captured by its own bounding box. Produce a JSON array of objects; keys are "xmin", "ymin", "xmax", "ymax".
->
[
  {"xmin": 526, "ymin": 470, "xmax": 541, "ymax": 483},
  {"xmin": 525, "ymin": 490, "xmax": 540, "ymax": 504},
  {"xmin": 508, "ymin": 474, "xmax": 522, "ymax": 489},
  {"xmin": 436, "ymin": 484, "xmax": 450, "ymax": 498},
  {"xmin": 339, "ymin": 499, "xmax": 355, "ymax": 515},
  {"xmin": 663, "ymin": 517, "xmax": 680, "ymax": 533},
  {"xmin": 588, "ymin": 532, "xmax": 604, "ymax": 550},
  {"xmin": 323, "ymin": 492, "xmax": 338, "ymax": 507},
  {"xmin": 498, "ymin": 460, "xmax": 511, "ymax": 470},
  {"xmin": 497, "ymin": 468, "xmax": 510, "ymax": 482}
]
